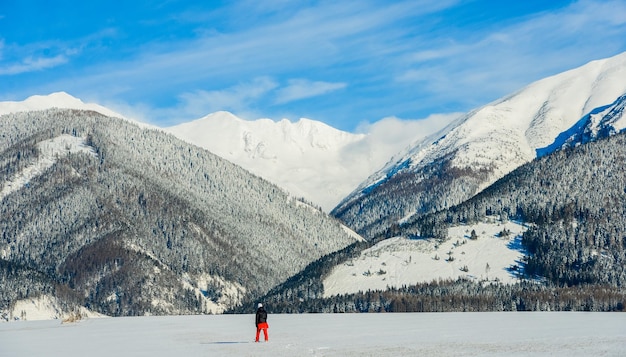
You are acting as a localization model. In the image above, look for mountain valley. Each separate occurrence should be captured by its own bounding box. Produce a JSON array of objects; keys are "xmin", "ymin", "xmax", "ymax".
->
[
  {"xmin": 0, "ymin": 109, "xmax": 359, "ymax": 319},
  {"xmin": 3, "ymin": 51, "xmax": 626, "ymax": 319}
]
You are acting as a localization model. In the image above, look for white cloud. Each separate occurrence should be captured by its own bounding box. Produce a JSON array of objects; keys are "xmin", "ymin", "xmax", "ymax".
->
[
  {"xmin": 343, "ymin": 112, "xmax": 461, "ymax": 169},
  {"xmin": 6, "ymin": 0, "xmax": 625, "ymax": 131},
  {"xmin": 275, "ymin": 79, "xmax": 346, "ymax": 104},
  {"xmin": 97, "ymin": 99, "xmax": 153, "ymax": 124},
  {"xmin": 408, "ymin": 45, "xmax": 467, "ymax": 63},
  {"xmin": 0, "ymin": 32, "xmax": 99, "ymax": 77},
  {"xmin": 0, "ymin": 54, "xmax": 68, "ymax": 75},
  {"xmin": 32, "ymin": 1, "xmax": 460, "ymax": 100},
  {"xmin": 395, "ymin": 0, "xmax": 626, "ymax": 108},
  {"xmin": 175, "ymin": 77, "xmax": 278, "ymax": 119},
  {"xmin": 159, "ymin": 77, "xmax": 345, "ymax": 122},
  {"xmin": 357, "ymin": 113, "xmax": 460, "ymax": 147}
]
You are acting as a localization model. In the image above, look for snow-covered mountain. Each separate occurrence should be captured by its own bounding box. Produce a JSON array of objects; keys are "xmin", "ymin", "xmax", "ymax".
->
[
  {"xmin": 0, "ymin": 92, "xmax": 124, "ymax": 118},
  {"xmin": 0, "ymin": 109, "xmax": 360, "ymax": 317},
  {"xmin": 2, "ymin": 93, "xmax": 434, "ymax": 213},
  {"xmin": 537, "ymin": 93, "xmax": 626, "ymax": 156},
  {"xmin": 166, "ymin": 112, "xmax": 393, "ymax": 211},
  {"xmin": 262, "ymin": 121, "xmax": 626, "ymax": 312},
  {"xmin": 333, "ymin": 51, "xmax": 626, "ymax": 239}
]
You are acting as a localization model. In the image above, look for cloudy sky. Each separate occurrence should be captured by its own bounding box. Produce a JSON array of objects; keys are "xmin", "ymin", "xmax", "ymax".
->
[{"xmin": 1, "ymin": 0, "xmax": 626, "ymax": 131}]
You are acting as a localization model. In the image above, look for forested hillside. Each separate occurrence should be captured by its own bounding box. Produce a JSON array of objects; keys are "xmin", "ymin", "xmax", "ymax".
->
[
  {"xmin": 249, "ymin": 131, "xmax": 626, "ymax": 313},
  {"xmin": 0, "ymin": 109, "xmax": 358, "ymax": 318},
  {"xmin": 406, "ymin": 130, "xmax": 626, "ymax": 288}
]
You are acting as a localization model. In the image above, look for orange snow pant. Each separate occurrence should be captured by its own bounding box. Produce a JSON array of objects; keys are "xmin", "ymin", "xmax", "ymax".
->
[{"xmin": 255, "ymin": 322, "xmax": 269, "ymax": 342}]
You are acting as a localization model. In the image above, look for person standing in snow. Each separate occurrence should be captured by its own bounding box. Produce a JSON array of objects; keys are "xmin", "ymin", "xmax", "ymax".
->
[{"xmin": 255, "ymin": 303, "xmax": 269, "ymax": 342}]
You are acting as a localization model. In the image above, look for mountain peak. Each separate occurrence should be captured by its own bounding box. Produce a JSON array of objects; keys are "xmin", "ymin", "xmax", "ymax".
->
[
  {"xmin": 334, "ymin": 50, "xmax": 626, "ymax": 239},
  {"xmin": 30, "ymin": 91, "xmax": 81, "ymax": 103},
  {"xmin": 0, "ymin": 92, "xmax": 124, "ymax": 119},
  {"xmin": 198, "ymin": 111, "xmax": 242, "ymax": 122},
  {"xmin": 167, "ymin": 112, "xmax": 372, "ymax": 211}
]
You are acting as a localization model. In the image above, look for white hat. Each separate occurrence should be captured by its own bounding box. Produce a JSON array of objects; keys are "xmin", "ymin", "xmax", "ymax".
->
[{"xmin": 258, "ymin": 303, "xmax": 263, "ymax": 308}]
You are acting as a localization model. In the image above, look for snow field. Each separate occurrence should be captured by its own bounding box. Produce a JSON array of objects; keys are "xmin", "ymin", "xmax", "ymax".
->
[
  {"xmin": 2, "ymin": 295, "xmax": 105, "ymax": 322},
  {"xmin": 324, "ymin": 218, "xmax": 527, "ymax": 297},
  {"xmin": 1, "ymin": 312, "xmax": 624, "ymax": 357}
]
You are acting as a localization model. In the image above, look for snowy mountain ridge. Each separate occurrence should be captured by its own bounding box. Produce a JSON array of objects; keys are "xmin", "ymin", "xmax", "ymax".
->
[
  {"xmin": 333, "ymin": 51, "xmax": 626, "ymax": 238},
  {"xmin": 537, "ymin": 93, "xmax": 626, "ymax": 156},
  {"xmin": 166, "ymin": 112, "xmax": 391, "ymax": 211},
  {"xmin": 362, "ymin": 52, "xmax": 626, "ymax": 195},
  {"xmin": 1, "ymin": 93, "xmax": 429, "ymax": 212},
  {"xmin": 0, "ymin": 92, "xmax": 124, "ymax": 119},
  {"xmin": 0, "ymin": 109, "xmax": 360, "ymax": 317},
  {"xmin": 262, "ymin": 114, "xmax": 626, "ymax": 314}
]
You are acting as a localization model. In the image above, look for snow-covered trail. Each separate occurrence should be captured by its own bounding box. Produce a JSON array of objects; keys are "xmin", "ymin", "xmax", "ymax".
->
[{"xmin": 1, "ymin": 312, "xmax": 624, "ymax": 356}]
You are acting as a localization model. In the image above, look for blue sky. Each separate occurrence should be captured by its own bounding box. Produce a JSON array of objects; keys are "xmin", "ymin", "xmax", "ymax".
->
[{"xmin": 1, "ymin": 0, "xmax": 626, "ymax": 131}]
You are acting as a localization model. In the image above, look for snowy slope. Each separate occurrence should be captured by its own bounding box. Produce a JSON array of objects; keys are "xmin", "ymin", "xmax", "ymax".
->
[
  {"xmin": 324, "ymin": 217, "xmax": 527, "ymax": 297},
  {"xmin": 537, "ymin": 93, "xmax": 626, "ymax": 156},
  {"xmin": 335, "ymin": 51, "xmax": 626, "ymax": 235},
  {"xmin": 0, "ymin": 134, "xmax": 96, "ymax": 201},
  {"xmin": 2, "ymin": 313, "xmax": 625, "ymax": 356},
  {"xmin": 0, "ymin": 109, "xmax": 363, "ymax": 317},
  {"xmin": 1, "ymin": 94, "xmax": 443, "ymax": 212},
  {"xmin": 364, "ymin": 51, "xmax": 626, "ymax": 195},
  {"xmin": 2, "ymin": 295, "xmax": 105, "ymax": 322},
  {"xmin": 167, "ymin": 112, "xmax": 391, "ymax": 211},
  {"xmin": 0, "ymin": 92, "xmax": 124, "ymax": 118}
]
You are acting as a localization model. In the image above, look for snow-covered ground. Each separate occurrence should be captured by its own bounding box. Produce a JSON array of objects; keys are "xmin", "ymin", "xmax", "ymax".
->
[
  {"xmin": 1, "ymin": 312, "xmax": 624, "ymax": 356},
  {"xmin": 324, "ymin": 218, "xmax": 527, "ymax": 297},
  {"xmin": 2, "ymin": 295, "xmax": 105, "ymax": 322}
]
